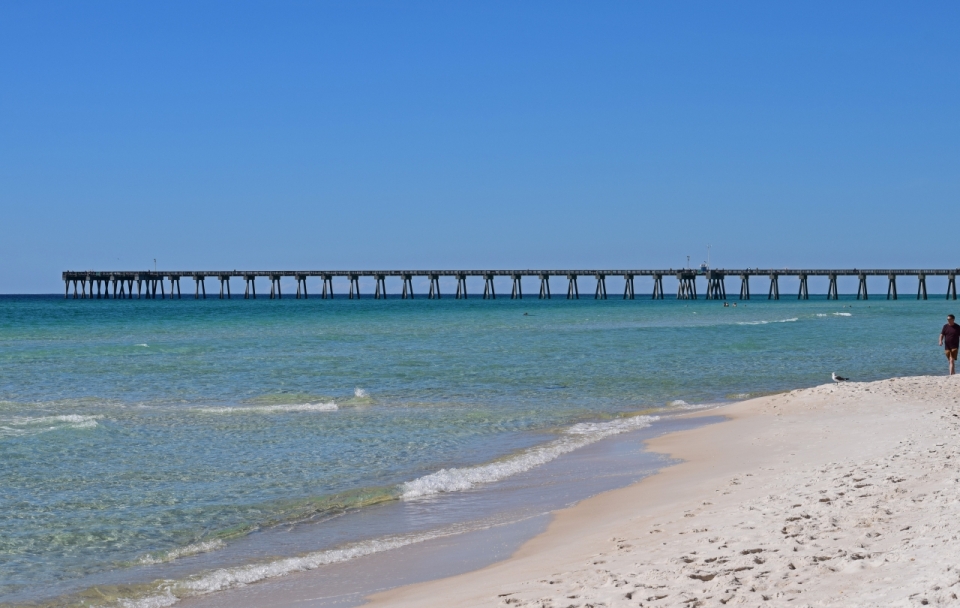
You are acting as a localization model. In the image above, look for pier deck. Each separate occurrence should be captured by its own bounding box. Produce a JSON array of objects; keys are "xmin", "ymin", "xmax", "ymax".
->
[{"xmin": 61, "ymin": 268, "xmax": 960, "ymax": 301}]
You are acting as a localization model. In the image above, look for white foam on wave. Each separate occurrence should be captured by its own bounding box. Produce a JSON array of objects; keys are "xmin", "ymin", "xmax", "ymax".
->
[
  {"xmin": 121, "ymin": 526, "xmax": 468, "ymax": 608},
  {"xmin": 138, "ymin": 539, "xmax": 226, "ymax": 565},
  {"xmin": 0, "ymin": 414, "xmax": 103, "ymax": 437},
  {"xmin": 354, "ymin": 387, "xmax": 368, "ymax": 398},
  {"xmin": 667, "ymin": 399, "xmax": 689, "ymax": 407},
  {"xmin": 194, "ymin": 403, "xmax": 338, "ymax": 414},
  {"xmin": 833, "ymin": 312, "xmax": 852, "ymax": 316},
  {"xmin": 136, "ymin": 343, "xmax": 149, "ymax": 347},
  {"xmin": 736, "ymin": 318, "xmax": 798, "ymax": 325},
  {"xmin": 400, "ymin": 415, "xmax": 658, "ymax": 500}
]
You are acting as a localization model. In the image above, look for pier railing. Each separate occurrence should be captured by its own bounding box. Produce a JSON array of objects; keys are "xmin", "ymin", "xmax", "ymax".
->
[{"xmin": 61, "ymin": 269, "xmax": 960, "ymax": 301}]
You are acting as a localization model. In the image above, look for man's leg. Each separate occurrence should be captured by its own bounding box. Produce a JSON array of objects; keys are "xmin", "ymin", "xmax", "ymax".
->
[{"xmin": 950, "ymin": 351, "xmax": 956, "ymax": 375}]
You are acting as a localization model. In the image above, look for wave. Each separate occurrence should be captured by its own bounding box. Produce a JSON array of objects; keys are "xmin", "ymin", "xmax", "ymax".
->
[
  {"xmin": 833, "ymin": 312, "xmax": 852, "ymax": 316},
  {"xmin": 118, "ymin": 522, "xmax": 494, "ymax": 608},
  {"xmin": 194, "ymin": 403, "xmax": 338, "ymax": 414},
  {"xmin": 400, "ymin": 415, "xmax": 657, "ymax": 499},
  {"xmin": 137, "ymin": 540, "xmax": 226, "ymax": 565},
  {"xmin": 736, "ymin": 318, "xmax": 798, "ymax": 325},
  {"xmin": 0, "ymin": 414, "xmax": 103, "ymax": 437},
  {"xmin": 354, "ymin": 387, "xmax": 368, "ymax": 398}
]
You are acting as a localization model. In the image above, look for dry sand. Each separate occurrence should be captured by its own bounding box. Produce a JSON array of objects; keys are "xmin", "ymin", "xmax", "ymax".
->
[{"xmin": 367, "ymin": 376, "xmax": 960, "ymax": 607}]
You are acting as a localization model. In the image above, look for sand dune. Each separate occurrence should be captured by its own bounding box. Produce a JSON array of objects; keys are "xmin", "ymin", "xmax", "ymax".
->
[{"xmin": 370, "ymin": 376, "xmax": 960, "ymax": 607}]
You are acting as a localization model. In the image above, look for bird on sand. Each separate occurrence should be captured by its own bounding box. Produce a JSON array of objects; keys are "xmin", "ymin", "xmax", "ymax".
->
[{"xmin": 832, "ymin": 372, "xmax": 848, "ymax": 383}]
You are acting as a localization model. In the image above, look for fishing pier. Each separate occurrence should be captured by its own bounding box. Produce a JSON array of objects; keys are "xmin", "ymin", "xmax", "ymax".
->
[{"xmin": 62, "ymin": 269, "xmax": 960, "ymax": 301}]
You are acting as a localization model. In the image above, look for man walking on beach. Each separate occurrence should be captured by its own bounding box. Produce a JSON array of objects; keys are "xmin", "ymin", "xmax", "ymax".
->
[{"xmin": 940, "ymin": 315, "xmax": 960, "ymax": 375}]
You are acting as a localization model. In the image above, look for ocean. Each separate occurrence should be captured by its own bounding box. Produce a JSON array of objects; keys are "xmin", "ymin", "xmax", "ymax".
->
[{"xmin": 0, "ymin": 292, "xmax": 952, "ymax": 606}]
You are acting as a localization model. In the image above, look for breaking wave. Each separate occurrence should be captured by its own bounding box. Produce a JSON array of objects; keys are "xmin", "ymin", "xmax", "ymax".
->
[
  {"xmin": 0, "ymin": 414, "xmax": 104, "ymax": 437},
  {"xmin": 137, "ymin": 540, "xmax": 226, "ymax": 565},
  {"xmin": 736, "ymin": 318, "xmax": 798, "ymax": 325},
  {"xmin": 117, "ymin": 522, "xmax": 498, "ymax": 608},
  {"xmin": 194, "ymin": 403, "xmax": 338, "ymax": 414},
  {"xmin": 400, "ymin": 415, "xmax": 658, "ymax": 499}
]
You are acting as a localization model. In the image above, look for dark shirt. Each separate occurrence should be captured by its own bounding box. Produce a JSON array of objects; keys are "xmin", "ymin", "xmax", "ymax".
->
[{"xmin": 943, "ymin": 323, "xmax": 960, "ymax": 350}]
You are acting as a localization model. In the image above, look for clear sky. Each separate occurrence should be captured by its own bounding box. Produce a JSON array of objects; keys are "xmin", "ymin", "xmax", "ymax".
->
[{"xmin": 1, "ymin": 2, "xmax": 958, "ymax": 293}]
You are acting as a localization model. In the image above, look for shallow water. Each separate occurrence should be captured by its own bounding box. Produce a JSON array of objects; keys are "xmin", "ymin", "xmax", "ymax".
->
[{"xmin": 0, "ymin": 294, "xmax": 952, "ymax": 605}]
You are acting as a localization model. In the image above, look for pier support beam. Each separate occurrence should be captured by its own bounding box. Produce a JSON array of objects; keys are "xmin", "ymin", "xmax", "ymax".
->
[
  {"xmin": 483, "ymin": 274, "xmax": 496, "ymax": 299},
  {"xmin": 348, "ymin": 275, "xmax": 360, "ymax": 299},
  {"xmin": 322, "ymin": 274, "xmax": 333, "ymax": 299},
  {"xmin": 511, "ymin": 274, "xmax": 523, "ymax": 299},
  {"xmin": 566, "ymin": 275, "xmax": 579, "ymax": 299},
  {"xmin": 739, "ymin": 274, "xmax": 750, "ymax": 300},
  {"xmin": 539, "ymin": 274, "xmax": 551, "ymax": 299},
  {"xmin": 949, "ymin": 274, "xmax": 957, "ymax": 300},
  {"xmin": 270, "ymin": 275, "xmax": 282, "ymax": 299},
  {"xmin": 244, "ymin": 275, "xmax": 256, "ymax": 299},
  {"xmin": 917, "ymin": 274, "xmax": 927, "ymax": 300},
  {"xmin": 455, "ymin": 274, "xmax": 467, "ymax": 299},
  {"xmin": 294, "ymin": 275, "xmax": 307, "ymax": 299},
  {"xmin": 374, "ymin": 274, "xmax": 387, "ymax": 299},
  {"xmin": 623, "ymin": 274, "xmax": 635, "ymax": 300},
  {"xmin": 170, "ymin": 276, "xmax": 181, "ymax": 299},
  {"xmin": 705, "ymin": 272, "xmax": 725, "ymax": 300},
  {"xmin": 194, "ymin": 275, "xmax": 206, "ymax": 299},
  {"xmin": 594, "ymin": 274, "xmax": 607, "ymax": 299},
  {"xmin": 677, "ymin": 272, "xmax": 697, "ymax": 300},
  {"xmin": 887, "ymin": 274, "xmax": 897, "ymax": 300},
  {"xmin": 652, "ymin": 274, "xmax": 664, "ymax": 299},
  {"xmin": 767, "ymin": 274, "xmax": 780, "ymax": 300},
  {"xmin": 827, "ymin": 274, "xmax": 839, "ymax": 300},
  {"xmin": 798, "ymin": 274, "xmax": 808, "ymax": 300},
  {"xmin": 401, "ymin": 274, "xmax": 414, "ymax": 299},
  {"xmin": 428, "ymin": 274, "xmax": 441, "ymax": 299},
  {"xmin": 857, "ymin": 274, "xmax": 868, "ymax": 300}
]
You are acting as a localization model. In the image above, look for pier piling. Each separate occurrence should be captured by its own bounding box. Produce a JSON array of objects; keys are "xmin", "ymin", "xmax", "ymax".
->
[
  {"xmin": 511, "ymin": 274, "xmax": 523, "ymax": 299},
  {"xmin": 594, "ymin": 274, "xmax": 607, "ymax": 300},
  {"xmin": 767, "ymin": 274, "xmax": 780, "ymax": 300},
  {"xmin": 483, "ymin": 274, "xmax": 496, "ymax": 299},
  {"xmin": 652, "ymin": 274, "xmax": 664, "ymax": 299},
  {"xmin": 539, "ymin": 274, "xmax": 551, "ymax": 299},
  {"xmin": 566, "ymin": 275, "xmax": 579, "ymax": 299}
]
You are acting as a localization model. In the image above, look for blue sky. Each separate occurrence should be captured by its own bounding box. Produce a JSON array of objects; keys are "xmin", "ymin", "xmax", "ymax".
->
[{"xmin": 1, "ymin": 1, "xmax": 958, "ymax": 293}]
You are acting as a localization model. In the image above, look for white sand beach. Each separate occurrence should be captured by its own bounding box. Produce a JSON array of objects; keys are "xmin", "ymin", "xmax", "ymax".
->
[{"xmin": 367, "ymin": 375, "xmax": 960, "ymax": 607}]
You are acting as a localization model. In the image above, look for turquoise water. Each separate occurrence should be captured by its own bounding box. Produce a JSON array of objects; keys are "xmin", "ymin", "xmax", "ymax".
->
[{"xmin": 0, "ymin": 294, "xmax": 953, "ymax": 605}]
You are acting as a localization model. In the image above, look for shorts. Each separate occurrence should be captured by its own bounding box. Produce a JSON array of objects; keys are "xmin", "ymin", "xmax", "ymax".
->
[{"xmin": 946, "ymin": 348, "xmax": 958, "ymax": 360}]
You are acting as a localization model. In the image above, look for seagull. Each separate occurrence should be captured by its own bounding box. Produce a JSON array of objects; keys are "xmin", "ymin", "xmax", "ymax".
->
[{"xmin": 832, "ymin": 372, "xmax": 849, "ymax": 383}]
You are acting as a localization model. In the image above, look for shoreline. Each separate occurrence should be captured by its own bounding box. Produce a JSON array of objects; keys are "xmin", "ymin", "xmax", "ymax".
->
[
  {"xmin": 363, "ymin": 375, "xmax": 960, "ymax": 607},
  {"xmin": 144, "ymin": 410, "xmax": 720, "ymax": 608}
]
